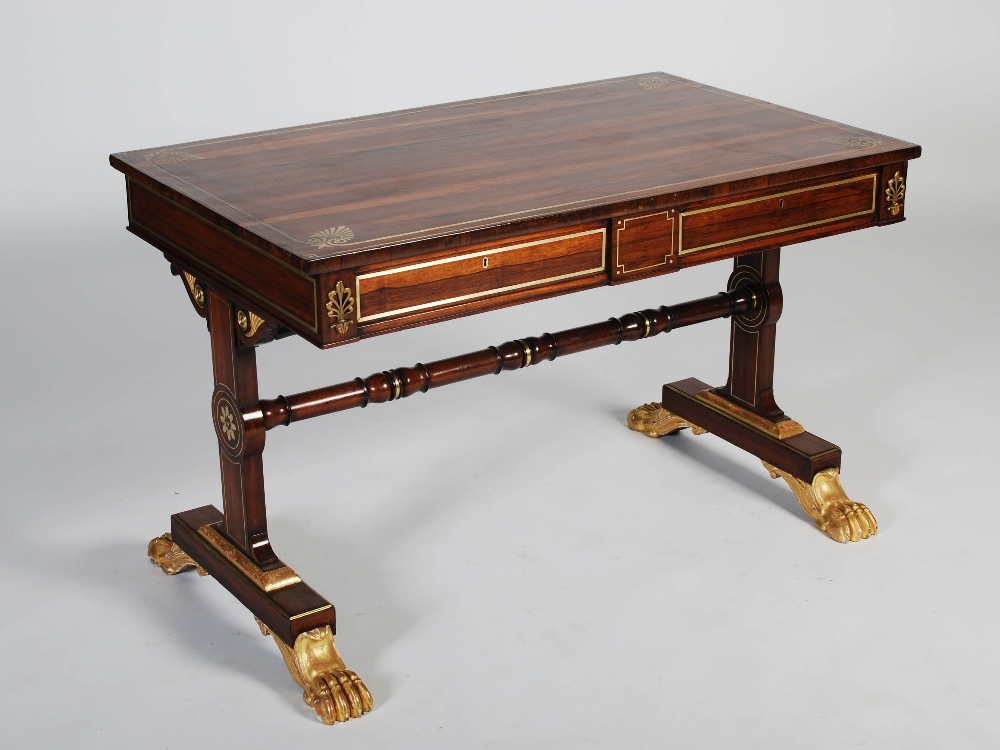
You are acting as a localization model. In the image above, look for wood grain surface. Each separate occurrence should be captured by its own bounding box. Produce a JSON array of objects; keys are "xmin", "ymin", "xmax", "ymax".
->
[{"xmin": 111, "ymin": 72, "xmax": 920, "ymax": 347}]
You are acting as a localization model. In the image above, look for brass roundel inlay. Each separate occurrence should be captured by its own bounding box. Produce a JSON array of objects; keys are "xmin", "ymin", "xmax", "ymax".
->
[
  {"xmin": 193, "ymin": 284, "xmax": 205, "ymax": 307},
  {"xmin": 237, "ymin": 310, "xmax": 249, "ymax": 332},
  {"xmin": 211, "ymin": 386, "xmax": 244, "ymax": 461},
  {"xmin": 728, "ymin": 267, "xmax": 768, "ymax": 332}
]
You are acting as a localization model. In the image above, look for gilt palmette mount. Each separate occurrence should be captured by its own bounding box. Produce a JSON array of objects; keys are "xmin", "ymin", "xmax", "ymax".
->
[
  {"xmin": 885, "ymin": 171, "xmax": 906, "ymax": 216},
  {"xmin": 326, "ymin": 281, "xmax": 355, "ymax": 335}
]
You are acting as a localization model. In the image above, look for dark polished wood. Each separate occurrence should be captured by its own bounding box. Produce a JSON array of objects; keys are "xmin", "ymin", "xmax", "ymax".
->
[
  {"xmin": 115, "ymin": 72, "xmax": 920, "ymax": 720},
  {"xmin": 716, "ymin": 249, "xmax": 786, "ymax": 420},
  {"xmin": 111, "ymin": 72, "xmax": 919, "ymax": 348},
  {"xmin": 171, "ymin": 506, "xmax": 336, "ymax": 646},
  {"xmin": 254, "ymin": 287, "xmax": 755, "ymax": 431},
  {"xmin": 661, "ymin": 378, "xmax": 841, "ymax": 483}
]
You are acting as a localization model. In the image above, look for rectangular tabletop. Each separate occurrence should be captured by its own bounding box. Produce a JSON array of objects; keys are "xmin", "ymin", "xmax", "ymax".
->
[{"xmin": 111, "ymin": 73, "xmax": 920, "ymax": 347}]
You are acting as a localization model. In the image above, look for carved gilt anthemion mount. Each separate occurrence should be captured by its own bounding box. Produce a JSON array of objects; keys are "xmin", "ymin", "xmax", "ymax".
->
[
  {"xmin": 326, "ymin": 281, "xmax": 355, "ymax": 335},
  {"xmin": 885, "ymin": 171, "xmax": 906, "ymax": 216}
]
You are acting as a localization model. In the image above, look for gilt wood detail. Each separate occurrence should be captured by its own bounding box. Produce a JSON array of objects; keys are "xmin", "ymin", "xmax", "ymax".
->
[
  {"xmin": 763, "ymin": 462, "xmax": 877, "ymax": 543},
  {"xmin": 148, "ymin": 533, "xmax": 207, "ymax": 576},
  {"xmin": 256, "ymin": 618, "xmax": 373, "ymax": 724},
  {"xmin": 626, "ymin": 402, "xmax": 706, "ymax": 437}
]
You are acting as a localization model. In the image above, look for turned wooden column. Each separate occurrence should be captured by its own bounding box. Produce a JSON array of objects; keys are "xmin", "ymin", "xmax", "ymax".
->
[
  {"xmin": 715, "ymin": 248, "xmax": 788, "ymax": 421},
  {"xmin": 206, "ymin": 289, "xmax": 276, "ymax": 567}
]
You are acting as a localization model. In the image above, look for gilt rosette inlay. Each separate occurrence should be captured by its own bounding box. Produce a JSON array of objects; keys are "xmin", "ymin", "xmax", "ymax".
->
[{"xmin": 212, "ymin": 385, "xmax": 244, "ymax": 460}]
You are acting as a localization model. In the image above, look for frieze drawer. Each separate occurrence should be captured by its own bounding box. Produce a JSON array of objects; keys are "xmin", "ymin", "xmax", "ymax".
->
[
  {"xmin": 678, "ymin": 173, "xmax": 878, "ymax": 256},
  {"xmin": 355, "ymin": 224, "xmax": 606, "ymax": 324}
]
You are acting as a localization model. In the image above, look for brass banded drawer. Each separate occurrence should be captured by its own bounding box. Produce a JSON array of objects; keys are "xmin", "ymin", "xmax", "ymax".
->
[
  {"xmin": 678, "ymin": 173, "xmax": 877, "ymax": 255},
  {"xmin": 355, "ymin": 225, "xmax": 606, "ymax": 324}
]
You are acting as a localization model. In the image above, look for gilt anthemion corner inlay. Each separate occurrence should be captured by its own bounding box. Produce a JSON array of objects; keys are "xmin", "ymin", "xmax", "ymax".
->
[
  {"xmin": 308, "ymin": 226, "xmax": 355, "ymax": 249},
  {"xmin": 147, "ymin": 150, "xmax": 204, "ymax": 164},
  {"xmin": 822, "ymin": 134, "xmax": 883, "ymax": 149},
  {"xmin": 637, "ymin": 76, "xmax": 668, "ymax": 90}
]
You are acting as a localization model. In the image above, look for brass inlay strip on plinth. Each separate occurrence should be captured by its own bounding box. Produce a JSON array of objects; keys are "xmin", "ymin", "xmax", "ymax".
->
[
  {"xmin": 197, "ymin": 524, "xmax": 302, "ymax": 592},
  {"xmin": 694, "ymin": 389, "xmax": 804, "ymax": 439}
]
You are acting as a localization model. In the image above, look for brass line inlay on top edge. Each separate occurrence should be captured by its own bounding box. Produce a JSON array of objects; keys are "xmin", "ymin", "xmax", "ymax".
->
[
  {"xmin": 355, "ymin": 228, "xmax": 606, "ymax": 323},
  {"xmin": 197, "ymin": 524, "xmax": 302, "ymax": 592},
  {"xmin": 678, "ymin": 173, "xmax": 877, "ymax": 256}
]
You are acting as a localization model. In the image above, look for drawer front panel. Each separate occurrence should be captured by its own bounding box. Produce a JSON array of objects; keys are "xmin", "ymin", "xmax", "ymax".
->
[
  {"xmin": 679, "ymin": 174, "xmax": 877, "ymax": 256},
  {"xmin": 614, "ymin": 209, "xmax": 675, "ymax": 277},
  {"xmin": 356, "ymin": 226, "xmax": 606, "ymax": 323}
]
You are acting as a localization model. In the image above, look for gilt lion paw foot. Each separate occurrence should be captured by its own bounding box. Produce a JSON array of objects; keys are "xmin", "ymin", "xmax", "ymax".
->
[
  {"xmin": 147, "ymin": 532, "xmax": 208, "ymax": 575},
  {"xmin": 256, "ymin": 617, "xmax": 373, "ymax": 724},
  {"xmin": 814, "ymin": 496, "xmax": 878, "ymax": 544},
  {"xmin": 627, "ymin": 402, "xmax": 706, "ymax": 438},
  {"xmin": 763, "ymin": 462, "xmax": 877, "ymax": 543}
]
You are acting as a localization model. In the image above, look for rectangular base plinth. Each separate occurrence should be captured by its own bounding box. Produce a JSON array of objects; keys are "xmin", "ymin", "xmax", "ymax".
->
[
  {"xmin": 171, "ymin": 506, "xmax": 336, "ymax": 646},
  {"xmin": 661, "ymin": 378, "xmax": 841, "ymax": 482}
]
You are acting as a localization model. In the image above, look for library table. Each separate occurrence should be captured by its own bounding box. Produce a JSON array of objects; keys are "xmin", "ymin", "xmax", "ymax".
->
[{"xmin": 110, "ymin": 73, "xmax": 920, "ymax": 724}]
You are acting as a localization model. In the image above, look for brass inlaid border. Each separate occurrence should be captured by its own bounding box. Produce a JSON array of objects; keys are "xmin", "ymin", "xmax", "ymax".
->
[
  {"xmin": 678, "ymin": 173, "xmax": 877, "ymax": 256},
  {"xmin": 355, "ymin": 228, "xmax": 606, "ymax": 323},
  {"xmin": 615, "ymin": 210, "xmax": 674, "ymax": 275},
  {"xmin": 127, "ymin": 179, "xmax": 319, "ymax": 332},
  {"xmin": 197, "ymin": 524, "xmax": 302, "ymax": 592},
  {"xmin": 695, "ymin": 389, "xmax": 804, "ymax": 439},
  {"xmin": 130, "ymin": 74, "xmax": 912, "ymax": 256}
]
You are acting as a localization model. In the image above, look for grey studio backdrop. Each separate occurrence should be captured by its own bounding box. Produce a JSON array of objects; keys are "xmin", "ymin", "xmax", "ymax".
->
[{"xmin": 2, "ymin": 1, "xmax": 998, "ymax": 747}]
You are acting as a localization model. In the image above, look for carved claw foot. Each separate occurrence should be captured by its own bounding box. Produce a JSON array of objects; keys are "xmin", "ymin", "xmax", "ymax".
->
[
  {"xmin": 627, "ymin": 402, "xmax": 707, "ymax": 438},
  {"xmin": 256, "ymin": 617, "xmax": 373, "ymax": 725},
  {"xmin": 147, "ymin": 532, "xmax": 208, "ymax": 575},
  {"xmin": 762, "ymin": 462, "xmax": 877, "ymax": 543}
]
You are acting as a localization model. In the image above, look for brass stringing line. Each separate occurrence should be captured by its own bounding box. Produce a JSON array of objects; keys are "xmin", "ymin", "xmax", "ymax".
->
[
  {"xmin": 126, "ymin": 183, "xmax": 319, "ymax": 331},
  {"xmin": 636, "ymin": 311, "xmax": 651, "ymax": 338},
  {"xmin": 355, "ymin": 228, "xmax": 606, "ymax": 323},
  {"xmin": 515, "ymin": 340, "xmax": 532, "ymax": 367},
  {"xmin": 616, "ymin": 210, "xmax": 674, "ymax": 274},
  {"xmin": 679, "ymin": 174, "xmax": 876, "ymax": 255}
]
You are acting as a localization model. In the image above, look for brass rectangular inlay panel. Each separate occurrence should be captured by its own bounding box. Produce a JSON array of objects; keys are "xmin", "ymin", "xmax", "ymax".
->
[
  {"xmin": 695, "ymin": 389, "xmax": 804, "ymax": 439},
  {"xmin": 678, "ymin": 174, "xmax": 877, "ymax": 256},
  {"xmin": 197, "ymin": 524, "xmax": 302, "ymax": 592}
]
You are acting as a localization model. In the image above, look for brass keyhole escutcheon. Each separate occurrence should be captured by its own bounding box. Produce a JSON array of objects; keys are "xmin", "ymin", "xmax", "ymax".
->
[
  {"xmin": 483, "ymin": 257, "xmax": 489, "ymax": 268},
  {"xmin": 779, "ymin": 198, "xmax": 784, "ymax": 208}
]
